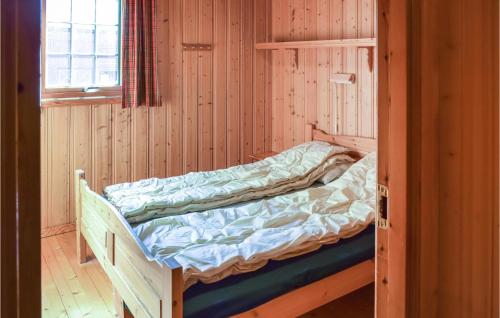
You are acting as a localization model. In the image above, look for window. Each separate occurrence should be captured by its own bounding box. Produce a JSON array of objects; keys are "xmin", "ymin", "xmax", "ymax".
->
[{"xmin": 43, "ymin": 0, "xmax": 121, "ymax": 102}]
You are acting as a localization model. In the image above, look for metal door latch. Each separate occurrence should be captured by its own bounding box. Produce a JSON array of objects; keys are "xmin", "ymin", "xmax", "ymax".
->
[{"xmin": 377, "ymin": 184, "xmax": 389, "ymax": 229}]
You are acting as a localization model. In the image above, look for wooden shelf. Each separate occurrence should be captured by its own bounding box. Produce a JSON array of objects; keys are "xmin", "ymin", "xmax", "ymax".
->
[{"xmin": 255, "ymin": 38, "xmax": 376, "ymax": 50}]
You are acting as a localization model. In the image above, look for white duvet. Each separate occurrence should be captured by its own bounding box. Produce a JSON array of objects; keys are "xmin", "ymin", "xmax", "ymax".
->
[
  {"xmin": 133, "ymin": 153, "xmax": 377, "ymax": 288},
  {"xmin": 105, "ymin": 142, "xmax": 353, "ymax": 223}
]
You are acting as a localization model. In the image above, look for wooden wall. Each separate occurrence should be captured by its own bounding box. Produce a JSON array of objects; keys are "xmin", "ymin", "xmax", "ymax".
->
[
  {"xmin": 41, "ymin": 0, "xmax": 272, "ymax": 230},
  {"xmin": 408, "ymin": 0, "xmax": 499, "ymax": 316},
  {"xmin": 269, "ymin": 0, "xmax": 376, "ymax": 152},
  {"xmin": 41, "ymin": 0, "xmax": 377, "ymax": 231}
]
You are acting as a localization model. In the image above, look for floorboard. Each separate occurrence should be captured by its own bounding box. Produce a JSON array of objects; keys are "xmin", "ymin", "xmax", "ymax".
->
[{"xmin": 42, "ymin": 231, "xmax": 374, "ymax": 318}]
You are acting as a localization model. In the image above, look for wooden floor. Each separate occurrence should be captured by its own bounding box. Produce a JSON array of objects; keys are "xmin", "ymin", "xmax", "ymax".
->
[{"xmin": 42, "ymin": 231, "xmax": 374, "ymax": 318}]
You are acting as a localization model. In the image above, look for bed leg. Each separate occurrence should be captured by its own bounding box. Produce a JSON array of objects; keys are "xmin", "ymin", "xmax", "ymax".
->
[
  {"xmin": 75, "ymin": 169, "xmax": 88, "ymax": 264},
  {"xmin": 77, "ymin": 232, "xmax": 88, "ymax": 264},
  {"xmin": 162, "ymin": 267, "xmax": 184, "ymax": 318},
  {"xmin": 113, "ymin": 288, "xmax": 125, "ymax": 318},
  {"xmin": 113, "ymin": 288, "xmax": 135, "ymax": 318}
]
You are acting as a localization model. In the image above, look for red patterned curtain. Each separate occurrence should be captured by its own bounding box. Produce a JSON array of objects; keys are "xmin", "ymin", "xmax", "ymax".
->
[{"xmin": 122, "ymin": 0, "xmax": 160, "ymax": 108}]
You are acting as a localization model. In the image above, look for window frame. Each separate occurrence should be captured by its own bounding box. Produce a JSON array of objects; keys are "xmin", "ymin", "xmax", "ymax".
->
[{"xmin": 41, "ymin": 0, "xmax": 122, "ymax": 106}]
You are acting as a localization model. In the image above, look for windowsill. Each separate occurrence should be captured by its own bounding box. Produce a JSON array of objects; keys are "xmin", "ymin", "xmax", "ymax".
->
[
  {"xmin": 41, "ymin": 95, "xmax": 122, "ymax": 107},
  {"xmin": 41, "ymin": 86, "xmax": 122, "ymax": 107}
]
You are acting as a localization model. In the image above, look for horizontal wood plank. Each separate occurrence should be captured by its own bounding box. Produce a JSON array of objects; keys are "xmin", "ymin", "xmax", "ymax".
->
[
  {"xmin": 233, "ymin": 260, "xmax": 375, "ymax": 318},
  {"xmin": 256, "ymin": 38, "xmax": 376, "ymax": 50}
]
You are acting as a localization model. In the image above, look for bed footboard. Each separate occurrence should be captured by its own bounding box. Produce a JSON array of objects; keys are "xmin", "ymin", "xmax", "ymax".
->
[{"xmin": 75, "ymin": 170, "xmax": 183, "ymax": 318}]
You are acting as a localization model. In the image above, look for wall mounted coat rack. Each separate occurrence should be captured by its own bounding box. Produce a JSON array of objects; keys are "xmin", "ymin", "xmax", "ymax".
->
[{"xmin": 182, "ymin": 43, "xmax": 212, "ymax": 51}]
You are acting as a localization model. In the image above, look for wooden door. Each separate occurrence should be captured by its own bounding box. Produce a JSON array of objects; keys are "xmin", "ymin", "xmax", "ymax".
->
[
  {"xmin": 1, "ymin": 0, "xmax": 41, "ymax": 316},
  {"xmin": 376, "ymin": 0, "xmax": 409, "ymax": 317}
]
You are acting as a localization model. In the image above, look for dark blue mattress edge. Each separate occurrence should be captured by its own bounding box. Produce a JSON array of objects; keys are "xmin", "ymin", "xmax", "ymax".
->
[{"xmin": 183, "ymin": 225, "xmax": 375, "ymax": 318}]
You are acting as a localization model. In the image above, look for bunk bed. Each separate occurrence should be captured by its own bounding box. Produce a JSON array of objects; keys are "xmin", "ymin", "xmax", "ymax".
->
[{"xmin": 75, "ymin": 124, "xmax": 377, "ymax": 318}]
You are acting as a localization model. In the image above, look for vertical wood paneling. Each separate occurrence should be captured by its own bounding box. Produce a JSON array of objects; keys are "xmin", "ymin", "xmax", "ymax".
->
[
  {"xmin": 282, "ymin": 2, "xmax": 294, "ymax": 149},
  {"xmin": 226, "ymin": 0, "xmax": 241, "ymax": 166},
  {"xmin": 198, "ymin": 0, "xmax": 214, "ymax": 171},
  {"xmin": 357, "ymin": 0, "xmax": 374, "ymax": 137},
  {"xmin": 148, "ymin": 107, "xmax": 167, "ymax": 178},
  {"xmin": 304, "ymin": 0, "xmax": 318, "ymax": 129},
  {"xmin": 342, "ymin": 0, "xmax": 358, "ymax": 136},
  {"xmin": 42, "ymin": 0, "xmax": 272, "ymax": 230},
  {"xmin": 330, "ymin": 0, "xmax": 343, "ymax": 135},
  {"xmin": 166, "ymin": 0, "xmax": 184, "ymax": 177},
  {"xmin": 112, "ymin": 106, "xmax": 131, "ymax": 184},
  {"xmin": 213, "ymin": 0, "xmax": 228, "ymax": 169},
  {"xmin": 131, "ymin": 107, "xmax": 149, "ymax": 180},
  {"xmin": 70, "ymin": 106, "xmax": 92, "ymax": 223},
  {"xmin": 316, "ymin": 0, "xmax": 331, "ymax": 134},
  {"xmin": 241, "ymin": 0, "xmax": 254, "ymax": 164},
  {"xmin": 436, "ymin": 0, "xmax": 498, "ymax": 316},
  {"xmin": 406, "ymin": 0, "xmax": 498, "ymax": 315},
  {"xmin": 270, "ymin": 0, "xmax": 376, "ymax": 153},
  {"xmin": 253, "ymin": 0, "xmax": 267, "ymax": 155},
  {"xmin": 183, "ymin": 0, "xmax": 199, "ymax": 173},
  {"xmin": 41, "ymin": 0, "xmax": 374, "ymax": 232},
  {"xmin": 154, "ymin": 0, "xmax": 169, "ymax": 179},
  {"xmin": 91, "ymin": 105, "xmax": 112, "ymax": 193},
  {"xmin": 49, "ymin": 108, "xmax": 71, "ymax": 226},
  {"xmin": 271, "ymin": 0, "xmax": 284, "ymax": 151},
  {"xmin": 264, "ymin": 0, "xmax": 273, "ymax": 152},
  {"xmin": 291, "ymin": 0, "xmax": 306, "ymax": 145}
]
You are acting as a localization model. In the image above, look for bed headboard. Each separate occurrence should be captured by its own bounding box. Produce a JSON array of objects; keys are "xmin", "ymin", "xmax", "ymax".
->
[{"xmin": 305, "ymin": 124, "xmax": 377, "ymax": 156}]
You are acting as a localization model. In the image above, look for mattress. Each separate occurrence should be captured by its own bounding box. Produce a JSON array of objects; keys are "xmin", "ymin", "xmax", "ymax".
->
[{"xmin": 183, "ymin": 225, "xmax": 375, "ymax": 318}]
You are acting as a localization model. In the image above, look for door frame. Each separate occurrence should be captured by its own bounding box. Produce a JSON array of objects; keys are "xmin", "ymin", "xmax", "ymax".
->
[
  {"xmin": 4, "ymin": 0, "xmax": 497, "ymax": 317},
  {"xmin": 377, "ymin": 0, "xmax": 499, "ymax": 317},
  {"xmin": 1, "ymin": 0, "xmax": 41, "ymax": 316},
  {"xmin": 376, "ymin": 0, "xmax": 409, "ymax": 316}
]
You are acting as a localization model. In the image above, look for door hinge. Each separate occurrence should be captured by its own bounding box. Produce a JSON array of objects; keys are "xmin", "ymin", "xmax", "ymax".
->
[{"xmin": 377, "ymin": 184, "xmax": 389, "ymax": 229}]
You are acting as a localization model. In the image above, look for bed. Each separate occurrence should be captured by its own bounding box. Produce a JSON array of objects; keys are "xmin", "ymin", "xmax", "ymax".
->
[{"xmin": 75, "ymin": 124, "xmax": 377, "ymax": 318}]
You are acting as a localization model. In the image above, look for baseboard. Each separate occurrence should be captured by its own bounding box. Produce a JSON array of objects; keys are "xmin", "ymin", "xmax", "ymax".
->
[{"xmin": 41, "ymin": 223, "xmax": 76, "ymax": 238}]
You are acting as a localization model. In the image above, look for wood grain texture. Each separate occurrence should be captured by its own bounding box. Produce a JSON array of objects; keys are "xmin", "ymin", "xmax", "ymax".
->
[
  {"xmin": 41, "ymin": 0, "xmax": 376, "ymax": 232},
  {"xmin": 78, "ymin": 164, "xmax": 376, "ymax": 318},
  {"xmin": 376, "ymin": 0, "xmax": 409, "ymax": 316},
  {"xmin": 41, "ymin": 224, "xmax": 76, "ymax": 239},
  {"xmin": 233, "ymin": 260, "xmax": 374, "ymax": 318},
  {"xmin": 42, "ymin": 232, "xmax": 374, "ymax": 318},
  {"xmin": 41, "ymin": 0, "xmax": 272, "ymax": 230},
  {"xmin": 269, "ymin": 0, "xmax": 376, "ymax": 153},
  {"xmin": 2, "ymin": 0, "xmax": 42, "ymax": 315},
  {"xmin": 406, "ymin": 0, "xmax": 499, "ymax": 316}
]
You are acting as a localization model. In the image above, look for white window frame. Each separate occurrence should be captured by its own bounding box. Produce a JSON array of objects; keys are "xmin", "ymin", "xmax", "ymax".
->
[{"xmin": 41, "ymin": 0, "xmax": 122, "ymax": 106}]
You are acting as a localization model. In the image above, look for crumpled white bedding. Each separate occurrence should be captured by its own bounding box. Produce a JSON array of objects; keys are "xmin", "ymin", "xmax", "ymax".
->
[
  {"xmin": 133, "ymin": 153, "xmax": 376, "ymax": 289},
  {"xmin": 105, "ymin": 141, "xmax": 353, "ymax": 223}
]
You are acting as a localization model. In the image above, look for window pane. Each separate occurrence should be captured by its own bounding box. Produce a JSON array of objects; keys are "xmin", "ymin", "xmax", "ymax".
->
[
  {"xmin": 46, "ymin": 0, "xmax": 71, "ymax": 22},
  {"xmin": 72, "ymin": 0, "xmax": 96, "ymax": 24},
  {"xmin": 71, "ymin": 56, "xmax": 94, "ymax": 86},
  {"xmin": 96, "ymin": 0, "xmax": 119, "ymax": 25},
  {"xmin": 96, "ymin": 56, "xmax": 118, "ymax": 86},
  {"xmin": 47, "ymin": 23, "xmax": 71, "ymax": 54},
  {"xmin": 44, "ymin": 0, "xmax": 121, "ymax": 90},
  {"xmin": 72, "ymin": 24, "xmax": 95, "ymax": 55},
  {"xmin": 46, "ymin": 55, "xmax": 70, "ymax": 87},
  {"xmin": 96, "ymin": 26, "xmax": 118, "ymax": 55}
]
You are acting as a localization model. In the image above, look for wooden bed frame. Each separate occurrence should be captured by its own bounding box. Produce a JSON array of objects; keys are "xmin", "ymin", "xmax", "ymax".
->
[{"xmin": 76, "ymin": 123, "xmax": 377, "ymax": 318}]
